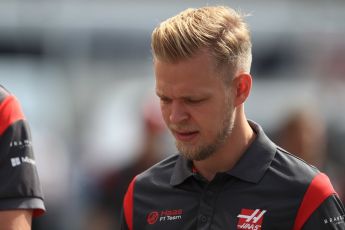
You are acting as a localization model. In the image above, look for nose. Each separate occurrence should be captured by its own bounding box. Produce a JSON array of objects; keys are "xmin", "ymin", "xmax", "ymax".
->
[{"xmin": 169, "ymin": 101, "xmax": 189, "ymax": 124}]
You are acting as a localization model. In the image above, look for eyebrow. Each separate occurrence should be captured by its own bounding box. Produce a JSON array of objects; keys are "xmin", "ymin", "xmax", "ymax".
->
[
  {"xmin": 156, "ymin": 91, "xmax": 210, "ymax": 100},
  {"xmin": 155, "ymin": 91, "xmax": 165, "ymax": 98}
]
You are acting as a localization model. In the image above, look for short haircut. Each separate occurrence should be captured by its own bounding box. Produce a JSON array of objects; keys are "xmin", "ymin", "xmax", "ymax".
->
[{"xmin": 151, "ymin": 6, "xmax": 252, "ymax": 78}]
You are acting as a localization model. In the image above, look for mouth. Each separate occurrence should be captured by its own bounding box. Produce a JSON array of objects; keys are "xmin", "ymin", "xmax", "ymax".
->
[{"xmin": 173, "ymin": 130, "xmax": 199, "ymax": 142}]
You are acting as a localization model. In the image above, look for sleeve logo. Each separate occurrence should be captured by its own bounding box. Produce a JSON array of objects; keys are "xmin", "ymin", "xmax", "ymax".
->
[
  {"xmin": 324, "ymin": 214, "xmax": 345, "ymax": 225},
  {"xmin": 10, "ymin": 139, "xmax": 32, "ymax": 149},
  {"xmin": 11, "ymin": 157, "xmax": 21, "ymax": 167},
  {"xmin": 10, "ymin": 156, "xmax": 36, "ymax": 167},
  {"xmin": 237, "ymin": 208, "xmax": 266, "ymax": 230}
]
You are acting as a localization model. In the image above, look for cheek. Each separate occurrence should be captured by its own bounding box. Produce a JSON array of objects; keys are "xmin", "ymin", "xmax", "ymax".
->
[
  {"xmin": 160, "ymin": 106, "xmax": 170, "ymax": 123},
  {"xmin": 201, "ymin": 106, "xmax": 225, "ymax": 130},
  {"xmin": 192, "ymin": 110, "xmax": 215, "ymax": 130}
]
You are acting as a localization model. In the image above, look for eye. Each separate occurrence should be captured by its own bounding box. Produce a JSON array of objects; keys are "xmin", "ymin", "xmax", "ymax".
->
[
  {"xmin": 185, "ymin": 98, "xmax": 205, "ymax": 104},
  {"xmin": 160, "ymin": 96, "xmax": 172, "ymax": 104}
]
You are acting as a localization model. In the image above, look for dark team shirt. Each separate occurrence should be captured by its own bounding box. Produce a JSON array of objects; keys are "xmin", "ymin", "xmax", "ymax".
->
[
  {"xmin": 0, "ymin": 85, "xmax": 45, "ymax": 216},
  {"xmin": 121, "ymin": 121, "xmax": 345, "ymax": 230}
]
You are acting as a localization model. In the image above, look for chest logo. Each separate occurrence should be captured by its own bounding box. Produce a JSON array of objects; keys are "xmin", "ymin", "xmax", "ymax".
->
[
  {"xmin": 237, "ymin": 208, "xmax": 266, "ymax": 230},
  {"xmin": 146, "ymin": 209, "xmax": 183, "ymax": 225},
  {"xmin": 147, "ymin": 211, "xmax": 159, "ymax": 224}
]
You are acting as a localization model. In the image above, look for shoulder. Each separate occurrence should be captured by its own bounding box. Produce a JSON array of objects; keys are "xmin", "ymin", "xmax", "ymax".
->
[
  {"xmin": 256, "ymin": 145, "xmax": 327, "ymax": 204},
  {"xmin": 0, "ymin": 86, "xmax": 26, "ymax": 136},
  {"xmin": 0, "ymin": 85, "xmax": 11, "ymax": 101},
  {"xmin": 135, "ymin": 154, "xmax": 179, "ymax": 186},
  {"xmin": 124, "ymin": 154, "xmax": 180, "ymax": 197},
  {"xmin": 270, "ymin": 146, "xmax": 320, "ymax": 184},
  {"xmin": 274, "ymin": 148, "xmax": 335, "ymax": 197},
  {"xmin": 0, "ymin": 85, "xmax": 25, "ymax": 124}
]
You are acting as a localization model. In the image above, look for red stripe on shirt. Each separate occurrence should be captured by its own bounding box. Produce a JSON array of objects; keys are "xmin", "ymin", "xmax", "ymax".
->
[
  {"xmin": 0, "ymin": 95, "xmax": 25, "ymax": 135},
  {"xmin": 293, "ymin": 173, "xmax": 336, "ymax": 230},
  {"xmin": 123, "ymin": 176, "xmax": 136, "ymax": 230}
]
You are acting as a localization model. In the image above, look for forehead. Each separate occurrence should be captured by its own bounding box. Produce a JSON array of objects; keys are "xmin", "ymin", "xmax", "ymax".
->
[{"xmin": 154, "ymin": 52, "xmax": 225, "ymax": 97}]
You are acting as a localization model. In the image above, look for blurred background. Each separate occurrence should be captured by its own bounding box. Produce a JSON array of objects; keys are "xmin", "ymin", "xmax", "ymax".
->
[{"xmin": 0, "ymin": 0, "xmax": 344, "ymax": 229}]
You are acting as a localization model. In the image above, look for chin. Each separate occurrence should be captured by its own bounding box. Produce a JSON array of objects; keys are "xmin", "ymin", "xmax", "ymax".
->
[{"xmin": 178, "ymin": 146, "xmax": 215, "ymax": 161}]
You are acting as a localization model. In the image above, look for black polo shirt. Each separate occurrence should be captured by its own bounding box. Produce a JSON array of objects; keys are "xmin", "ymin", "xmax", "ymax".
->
[{"xmin": 121, "ymin": 121, "xmax": 345, "ymax": 230}]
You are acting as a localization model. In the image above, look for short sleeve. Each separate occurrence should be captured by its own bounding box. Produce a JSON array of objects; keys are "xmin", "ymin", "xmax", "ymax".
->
[
  {"xmin": 302, "ymin": 194, "xmax": 345, "ymax": 229},
  {"xmin": 0, "ymin": 92, "xmax": 45, "ymax": 216}
]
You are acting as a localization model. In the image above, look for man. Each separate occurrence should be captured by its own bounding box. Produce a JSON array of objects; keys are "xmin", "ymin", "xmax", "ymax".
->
[
  {"xmin": 0, "ymin": 85, "xmax": 45, "ymax": 229},
  {"xmin": 121, "ymin": 6, "xmax": 345, "ymax": 230}
]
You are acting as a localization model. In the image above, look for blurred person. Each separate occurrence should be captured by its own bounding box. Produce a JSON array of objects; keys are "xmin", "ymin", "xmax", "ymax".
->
[
  {"xmin": 274, "ymin": 109, "xmax": 345, "ymax": 206},
  {"xmin": 275, "ymin": 109, "xmax": 327, "ymax": 169},
  {"xmin": 83, "ymin": 96, "xmax": 167, "ymax": 230},
  {"xmin": 121, "ymin": 6, "xmax": 345, "ymax": 230},
  {"xmin": 0, "ymin": 85, "xmax": 45, "ymax": 229}
]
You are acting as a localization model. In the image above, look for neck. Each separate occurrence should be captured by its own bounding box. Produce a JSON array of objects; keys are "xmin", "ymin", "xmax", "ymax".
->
[{"xmin": 193, "ymin": 107, "xmax": 255, "ymax": 181}]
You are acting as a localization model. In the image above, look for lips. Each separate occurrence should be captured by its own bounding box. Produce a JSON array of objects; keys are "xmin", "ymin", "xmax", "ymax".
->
[{"xmin": 173, "ymin": 130, "xmax": 199, "ymax": 142}]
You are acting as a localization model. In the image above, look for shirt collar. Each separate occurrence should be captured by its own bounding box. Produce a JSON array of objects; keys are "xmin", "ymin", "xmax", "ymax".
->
[
  {"xmin": 170, "ymin": 154, "xmax": 194, "ymax": 186},
  {"xmin": 170, "ymin": 120, "xmax": 277, "ymax": 186},
  {"xmin": 226, "ymin": 120, "xmax": 276, "ymax": 183}
]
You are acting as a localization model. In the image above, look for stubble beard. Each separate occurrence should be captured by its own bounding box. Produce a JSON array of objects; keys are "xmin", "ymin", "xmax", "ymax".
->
[{"xmin": 176, "ymin": 103, "xmax": 235, "ymax": 161}]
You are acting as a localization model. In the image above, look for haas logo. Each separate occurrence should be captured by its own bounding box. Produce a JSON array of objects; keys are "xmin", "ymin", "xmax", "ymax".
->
[
  {"xmin": 147, "ymin": 211, "xmax": 159, "ymax": 225},
  {"xmin": 237, "ymin": 209, "xmax": 266, "ymax": 230},
  {"xmin": 147, "ymin": 209, "xmax": 183, "ymax": 225}
]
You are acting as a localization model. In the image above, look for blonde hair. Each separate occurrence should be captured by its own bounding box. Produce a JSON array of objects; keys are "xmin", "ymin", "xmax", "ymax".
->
[{"xmin": 151, "ymin": 6, "xmax": 252, "ymax": 77}]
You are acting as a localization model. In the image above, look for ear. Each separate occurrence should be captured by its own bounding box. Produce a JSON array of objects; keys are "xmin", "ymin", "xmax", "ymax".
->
[{"xmin": 232, "ymin": 73, "xmax": 252, "ymax": 106}]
